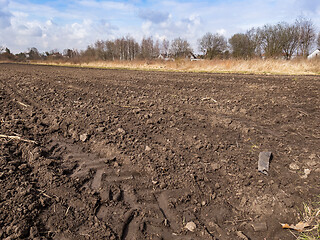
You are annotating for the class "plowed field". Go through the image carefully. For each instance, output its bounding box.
[0,63,319,240]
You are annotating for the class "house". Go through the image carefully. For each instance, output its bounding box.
[185,52,200,61]
[307,49,320,60]
[158,53,174,61]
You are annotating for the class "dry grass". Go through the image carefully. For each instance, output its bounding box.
[292,197,320,240]
[28,58,320,75]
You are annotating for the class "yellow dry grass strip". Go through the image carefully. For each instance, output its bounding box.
[26,58,320,75]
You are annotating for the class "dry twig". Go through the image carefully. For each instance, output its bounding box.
[0,134,37,144]
[0,119,26,123]
[65,206,70,216]
[16,101,30,107]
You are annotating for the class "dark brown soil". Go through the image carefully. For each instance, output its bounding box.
[0,63,319,240]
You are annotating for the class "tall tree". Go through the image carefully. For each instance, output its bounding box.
[0,47,15,60]
[126,36,138,60]
[82,45,96,61]
[295,17,316,57]
[170,37,192,58]
[140,37,154,59]
[161,39,170,56]
[198,32,227,59]
[257,24,284,58]
[63,49,78,59]
[94,40,107,60]
[105,40,116,60]
[153,39,160,57]
[278,22,300,60]
[229,31,258,59]
[27,47,41,60]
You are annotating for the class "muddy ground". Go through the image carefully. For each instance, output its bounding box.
[0,63,319,240]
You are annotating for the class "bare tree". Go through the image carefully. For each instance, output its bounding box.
[15,52,27,62]
[229,30,258,59]
[105,40,116,60]
[257,24,286,58]
[82,45,96,61]
[140,37,154,59]
[153,39,160,57]
[113,37,130,60]
[170,37,192,58]
[317,33,320,49]
[161,39,170,56]
[198,32,227,59]
[94,40,107,60]
[63,49,78,58]
[295,17,316,57]
[27,47,42,60]
[278,22,300,60]
[126,36,139,60]
[0,47,15,60]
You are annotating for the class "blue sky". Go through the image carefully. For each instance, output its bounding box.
[1,0,320,53]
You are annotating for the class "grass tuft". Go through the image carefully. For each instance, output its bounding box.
[297,196,320,240]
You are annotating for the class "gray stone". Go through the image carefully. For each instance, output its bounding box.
[251,222,268,232]
[258,152,272,175]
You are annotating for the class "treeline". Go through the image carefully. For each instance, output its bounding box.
[199,17,319,60]
[1,17,320,62]
[0,36,191,62]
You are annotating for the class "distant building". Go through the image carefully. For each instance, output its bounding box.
[158,54,174,61]
[185,52,202,61]
[307,49,320,60]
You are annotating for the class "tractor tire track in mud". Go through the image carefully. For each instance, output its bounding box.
[0,63,319,239]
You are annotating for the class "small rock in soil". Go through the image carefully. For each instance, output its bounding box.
[309,153,316,159]
[251,222,268,232]
[289,163,300,170]
[159,182,167,189]
[306,159,317,167]
[145,146,151,151]
[211,163,221,171]
[80,133,89,142]
[301,169,311,179]
[117,128,126,134]
[258,152,272,175]
[185,221,196,232]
